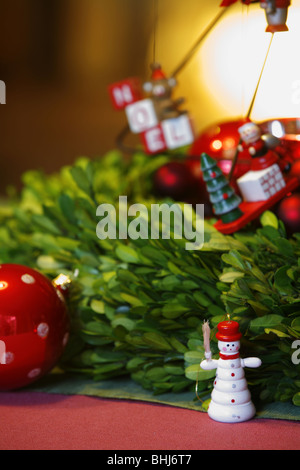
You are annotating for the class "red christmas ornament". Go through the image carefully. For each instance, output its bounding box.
[0,264,70,390]
[153,161,199,201]
[290,159,300,180]
[187,119,252,184]
[276,192,300,234]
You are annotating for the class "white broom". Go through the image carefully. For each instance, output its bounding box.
[202,320,212,361]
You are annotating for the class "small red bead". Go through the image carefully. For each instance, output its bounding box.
[231,399,235,403]
[223,193,229,200]
[210,171,216,178]
[231,373,235,377]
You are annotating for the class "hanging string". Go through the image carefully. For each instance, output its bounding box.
[171,8,227,78]
[246,33,274,120]
[228,33,274,182]
[152,0,159,64]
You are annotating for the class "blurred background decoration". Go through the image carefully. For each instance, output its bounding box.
[0,0,299,193]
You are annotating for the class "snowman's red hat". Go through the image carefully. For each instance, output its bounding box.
[216,320,242,342]
[150,63,167,81]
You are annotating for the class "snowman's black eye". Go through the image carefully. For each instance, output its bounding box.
[227,344,229,347]
[232,344,235,347]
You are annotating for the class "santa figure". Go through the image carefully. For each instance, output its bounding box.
[237,120,280,170]
[201,319,261,423]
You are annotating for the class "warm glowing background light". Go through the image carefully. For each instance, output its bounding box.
[152,0,300,131]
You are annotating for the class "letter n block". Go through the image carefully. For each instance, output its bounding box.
[125,99,158,134]
[140,124,167,154]
[108,77,142,110]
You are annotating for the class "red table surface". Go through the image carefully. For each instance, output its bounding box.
[0,391,299,450]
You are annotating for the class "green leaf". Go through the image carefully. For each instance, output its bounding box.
[111,317,136,331]
[265,328,290,338]
[90,299,105,314]
[184,350,204,364]
[115,244,140,264]
[162,303,189,319]
[160,275,181,291]
[70,166,92,195]
[250,314,284,333]
[221,250,246,270]
[219,271,244,283]
[185,364,215,381]
[31,214,61,235]
[260,211,279,229]
[291,317,300,332]
[292,392,300,406]
[59,193,77,224]
[119,293,143,307]
[274,266,295,295]
[143,332,172,351]
[193,291,211,307]
[274,238,294,258]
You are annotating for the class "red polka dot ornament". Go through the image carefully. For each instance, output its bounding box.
[200,318,261,423]
[0,264,70,390]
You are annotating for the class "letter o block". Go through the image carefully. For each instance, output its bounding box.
[125,99,158,134]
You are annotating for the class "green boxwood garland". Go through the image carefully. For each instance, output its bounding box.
[0,150,299,406]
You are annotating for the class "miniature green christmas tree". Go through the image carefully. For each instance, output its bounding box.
[201,153,243,224]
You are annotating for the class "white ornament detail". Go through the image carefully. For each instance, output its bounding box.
[4,351,14,364]
[37,322,49,339]
[21,274,36,284]
[62,332,69,347]
[0,340,6,364]
[27,368,41,378]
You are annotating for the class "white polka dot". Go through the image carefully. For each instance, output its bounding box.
[21,274,35,284]
[4,352,14,364]
[27,368,41,378]
[37,322,49,338]
[62,332,69,347]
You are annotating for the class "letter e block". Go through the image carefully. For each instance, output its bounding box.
[108,77,142,110]
[125,99,158,134]
[162,115,194,150]
[140,125,167,154]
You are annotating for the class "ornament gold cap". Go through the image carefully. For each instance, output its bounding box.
[52,274,72,290]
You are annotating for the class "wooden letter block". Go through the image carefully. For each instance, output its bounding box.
[125,99,158,134]
[162,115,194,150]
[140,125,167,154]
[108,77,142,110]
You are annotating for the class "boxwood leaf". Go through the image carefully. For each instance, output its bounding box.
[185,364,215,381]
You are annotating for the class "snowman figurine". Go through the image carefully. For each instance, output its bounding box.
[200,320,261,423]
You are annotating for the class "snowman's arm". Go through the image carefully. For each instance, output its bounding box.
[200,359,219,370]
[241,357,262,368]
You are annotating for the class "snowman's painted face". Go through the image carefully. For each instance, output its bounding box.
[218,340,240,354]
